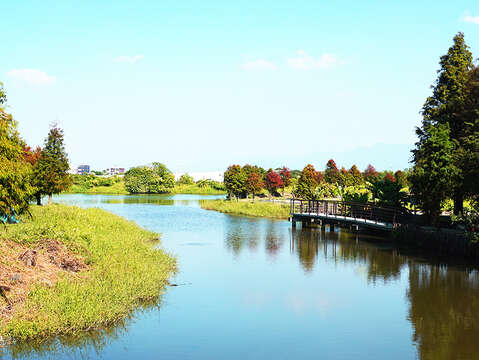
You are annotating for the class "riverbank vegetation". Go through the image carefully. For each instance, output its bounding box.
[66,173,226,195]
[0,204,176,340]
[200,199,289,219]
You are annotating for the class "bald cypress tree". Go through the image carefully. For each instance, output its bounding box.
[36,125,72,204]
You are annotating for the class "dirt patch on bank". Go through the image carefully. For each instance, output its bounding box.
[0,239,87,324]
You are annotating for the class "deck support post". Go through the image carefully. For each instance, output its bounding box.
[330,224,335,232]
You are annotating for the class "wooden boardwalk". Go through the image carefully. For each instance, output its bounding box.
[289,199,406,231]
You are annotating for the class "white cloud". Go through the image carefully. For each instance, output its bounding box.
[464,14,479,24]
[287,51,339,70]
[241,58,278,70]
[114,55,145,64]
[7,68,56,85]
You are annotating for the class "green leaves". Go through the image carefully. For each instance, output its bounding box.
[124,163,175,194]
[0,109,35,219]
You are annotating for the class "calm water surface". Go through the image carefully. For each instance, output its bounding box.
[3,194,479,360]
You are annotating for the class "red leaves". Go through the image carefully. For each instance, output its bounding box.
[23,145,42,165]
[265,169,284,193]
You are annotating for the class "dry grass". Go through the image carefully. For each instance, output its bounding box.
[0,239,87,325]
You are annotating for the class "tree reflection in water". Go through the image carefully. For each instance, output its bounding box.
[407,262,479,360]
[290,227,479,359]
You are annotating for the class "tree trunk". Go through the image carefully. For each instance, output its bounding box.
[48,193,52,205]
[453,191,464,216]
[36,193,42,206]
[252,192,255,201]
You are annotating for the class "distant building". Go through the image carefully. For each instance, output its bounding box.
[76,165,90,175]
[106,167,125,176]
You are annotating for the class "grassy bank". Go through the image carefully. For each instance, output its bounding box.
[200,199,290,219]
[0,205,176,341]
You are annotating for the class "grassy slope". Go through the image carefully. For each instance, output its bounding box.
[200,199,290,219]
[0,205,176,340]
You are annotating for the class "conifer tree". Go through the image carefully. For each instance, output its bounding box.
[36,125,72,204]
[324,159,340,184]
[416,32,474,215]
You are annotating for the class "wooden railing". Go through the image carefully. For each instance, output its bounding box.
[290,199,407,226]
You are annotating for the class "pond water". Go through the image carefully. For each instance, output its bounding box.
[3,194,479,360]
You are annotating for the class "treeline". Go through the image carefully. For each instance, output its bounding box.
[223,161,407,207]
[123,164,224,194]
[1,82,71,222]
[224,165,292,200]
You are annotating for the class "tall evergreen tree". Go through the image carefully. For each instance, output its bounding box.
[36,125,72,204]
[410,124,459,223]
[417,32,474,215]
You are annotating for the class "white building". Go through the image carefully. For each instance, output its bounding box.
[106,167,125,176]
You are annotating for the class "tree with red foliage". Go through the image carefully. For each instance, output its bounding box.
[384,173,396,182]
[24,145,43,205]
[279,166,291,196]
[314,171,324,184]
[324,159,340,184]
[24,145,42,165]
[363,164,379,183]
[264,169,284,197]
[246,171,263,200]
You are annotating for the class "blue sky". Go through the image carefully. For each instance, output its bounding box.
[2,0,479,172]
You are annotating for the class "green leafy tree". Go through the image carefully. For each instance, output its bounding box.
[124,163,174,194]
[151,162,175,192]
[177,173,194,185]
[0,109,35,220]
[369,173,407,208]
[419,32,474,215]
[35,125,72,205]
[349,165,363,186]
[124,166,156,193]
[294,164,320,199]
[224,165,247,200]
[410,124,459,223]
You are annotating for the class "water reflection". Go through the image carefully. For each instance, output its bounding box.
[407,263,479,360]
[6,194,479,360]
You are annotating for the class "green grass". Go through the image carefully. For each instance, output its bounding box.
[66,181,129,195]
[200,199,290,219]
[172,184,226,195]
[0,205,176,340]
